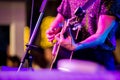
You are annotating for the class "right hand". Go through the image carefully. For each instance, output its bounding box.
[46,27,61,42]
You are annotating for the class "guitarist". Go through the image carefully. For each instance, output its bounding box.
[46,0,120,70]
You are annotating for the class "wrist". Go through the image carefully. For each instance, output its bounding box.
[74,43,83,51]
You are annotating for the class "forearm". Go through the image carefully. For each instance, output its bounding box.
[75,34,102,51]
[75,15,116,51]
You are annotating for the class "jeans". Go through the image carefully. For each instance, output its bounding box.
[52,47,116,70]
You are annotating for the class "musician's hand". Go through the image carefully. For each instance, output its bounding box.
[55,33,77,51]
[46,27,61,42]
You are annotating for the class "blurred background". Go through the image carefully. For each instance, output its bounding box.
[0,0,120,71]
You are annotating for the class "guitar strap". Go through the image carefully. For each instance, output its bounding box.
[82,0,96,10]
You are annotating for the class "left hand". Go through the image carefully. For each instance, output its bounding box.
[55,33,77,51]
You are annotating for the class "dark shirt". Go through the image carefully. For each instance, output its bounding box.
[57,0,120,51]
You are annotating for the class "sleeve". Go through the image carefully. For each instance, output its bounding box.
[57,0,71,19]
[100,0,120,19]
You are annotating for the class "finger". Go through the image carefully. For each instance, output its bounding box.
[47,35,55,42]
[48,38,54,42]
[46,34,55,39]
[55,33,60,41]
[55,33,60,38]
[46,29,54,35]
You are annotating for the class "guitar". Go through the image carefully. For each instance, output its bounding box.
[49,6,89,69]
[50,16,83,69]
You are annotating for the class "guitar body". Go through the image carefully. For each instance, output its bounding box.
[51,21,84,68]
[51,16,90,69]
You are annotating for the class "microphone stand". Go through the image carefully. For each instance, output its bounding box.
[17,0,48,72]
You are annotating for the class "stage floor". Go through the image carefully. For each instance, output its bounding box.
[0,66,120,80]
